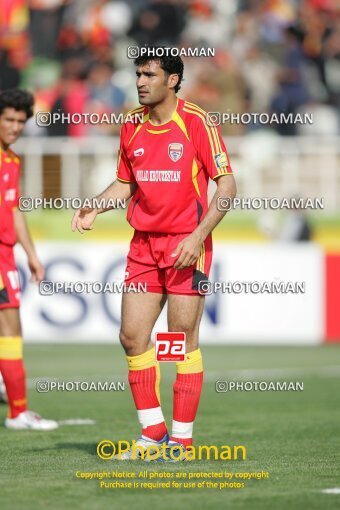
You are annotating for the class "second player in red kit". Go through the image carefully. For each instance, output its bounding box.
[0,147,21,308]
[0,89,58,430]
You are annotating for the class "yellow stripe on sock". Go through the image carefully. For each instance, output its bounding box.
[0,336,23,360]
[126,347,156,370]
[176,348,203,374]
[155,361,161,403]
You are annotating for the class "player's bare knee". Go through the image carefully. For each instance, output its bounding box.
[0,310,22,337]
[119,329,132,350]
[119,329,145,355]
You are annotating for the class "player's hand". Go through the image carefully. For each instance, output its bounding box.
[28,256,45,283]
[171,232,203,270]
[71,208,98,234]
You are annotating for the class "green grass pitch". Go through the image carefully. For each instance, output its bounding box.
[1,345,340,510]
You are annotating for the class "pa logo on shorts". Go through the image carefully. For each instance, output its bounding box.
[168,143,183,162]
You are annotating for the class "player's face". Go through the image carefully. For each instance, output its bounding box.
[0,108,27,148]
[136,61,178,106]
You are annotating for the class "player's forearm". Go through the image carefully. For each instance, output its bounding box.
[193,174,237,242]
[94,179,137,214]
[14,210,37,259]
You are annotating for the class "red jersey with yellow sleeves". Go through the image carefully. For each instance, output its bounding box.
[0,147,20,246]
[116,98,232,234]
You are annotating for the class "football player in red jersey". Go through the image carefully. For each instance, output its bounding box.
[0,89,58,430]
[72,50,236,459]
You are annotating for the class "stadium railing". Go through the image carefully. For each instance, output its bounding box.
[13,136,340,210]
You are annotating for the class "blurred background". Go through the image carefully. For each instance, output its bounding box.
[1,0,339,343]
[2,6,339,506]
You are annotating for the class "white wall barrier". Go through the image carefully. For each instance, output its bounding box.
[15,242,324,344]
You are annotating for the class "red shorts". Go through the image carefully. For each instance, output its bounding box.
[125,231,212,295]
[0,243,20,309]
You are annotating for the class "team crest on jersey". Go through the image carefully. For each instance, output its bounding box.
[168,143,183,162]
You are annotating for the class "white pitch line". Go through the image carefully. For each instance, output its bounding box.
[321,488,340,494]
[58,419,96,426]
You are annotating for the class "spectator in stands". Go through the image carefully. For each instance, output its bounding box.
[271,26,310,135]
[279,198,313,242]
[128,0,187,45]
[2,0,339,137]
[0,50,20,90]
[28,0,68,59]
[87,62,125,111]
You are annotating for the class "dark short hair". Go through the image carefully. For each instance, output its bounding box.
[0,89,34,119]
[134,48,184,93]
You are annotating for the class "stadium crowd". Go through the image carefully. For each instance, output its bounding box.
[0,0,339,136]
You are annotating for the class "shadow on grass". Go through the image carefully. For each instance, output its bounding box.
[25,442,98,456]
[25,441,142,459]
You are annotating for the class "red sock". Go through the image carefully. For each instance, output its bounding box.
[170,349,203,447]
[0,336,27,418]
[127,348,167,441]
